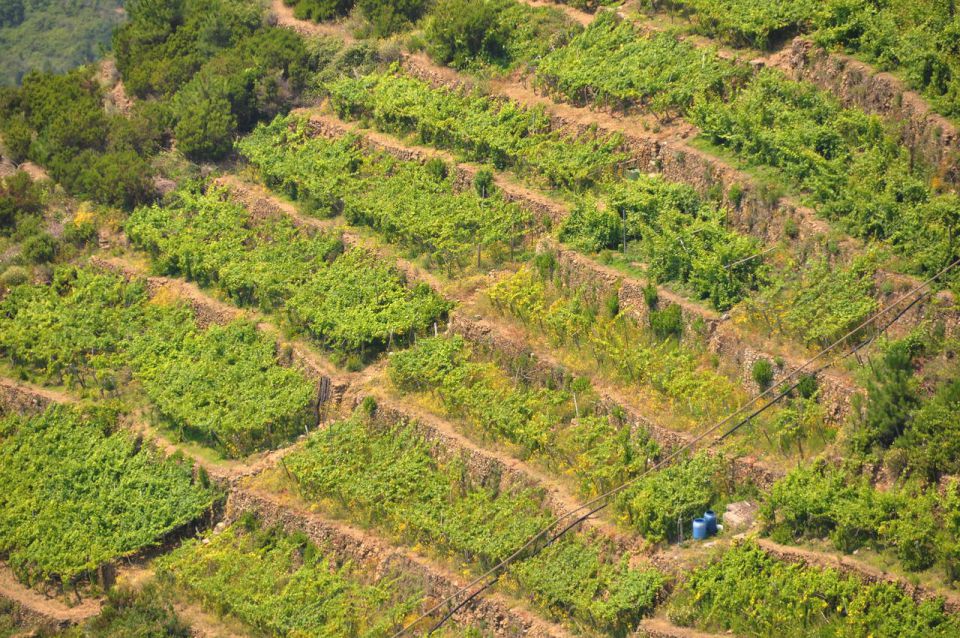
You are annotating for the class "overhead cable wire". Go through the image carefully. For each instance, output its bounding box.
[394,255,960,637]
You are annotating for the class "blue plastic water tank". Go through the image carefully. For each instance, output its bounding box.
[704,510,718,536]
[692,518,708,540]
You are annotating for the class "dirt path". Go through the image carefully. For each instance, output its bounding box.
[0,564,101,626]
[519,0,594,26]
[638,616,732,638]
[357,383,637,547]
[757,538,960,614]
[230,487,577,638]
[0,377,76,413]
[269,0,356,44]
[173,600,251,638]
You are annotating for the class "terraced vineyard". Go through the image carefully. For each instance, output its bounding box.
[1,0,959,636]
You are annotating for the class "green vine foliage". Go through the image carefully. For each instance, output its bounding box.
[516,7,960,280]
[387,335,740,543]
[158,517,482,637]
[535,12,748,115]
[327,68,627,192]
[762,464,960,580]
[129,318,316,458]
[615,452,731,543]
[126,184,450,357]
[0,267,317,458]
[651,0,960,121]
[0,405,220,586]
[668,541,960,637]
[239,116,532,272]
[486,265,743,422]
[560,174,767,310]
[283,415,664,633]
[388,334,662,497]
[653,0,823,49]
[424,0,580,71]
[692,70,960,278]
[742,252,880,347]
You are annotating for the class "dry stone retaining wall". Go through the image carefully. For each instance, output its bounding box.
[780,38,960,187]
[757,538,960,615]
[225,488,572,638]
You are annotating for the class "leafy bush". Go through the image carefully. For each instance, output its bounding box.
[284,415,664,633]
[113,0,263,98]
[0,171,43,232]
[654,0,821,49]
[650,303,683,340]
[895,378,960,481]
[74,584,192,638]
[173,89,237,161]
[284,0,353,22]
[20,232,56,264]
[0,405,220,585]
[424,0,579,70]
[615,452,729,542]
[425,0,511,68]
[359,0,430,36]
[850,342,920,454]
[0,69,157,208]
[762,463,960,579]
[158,519,443,636]
[751,358,774,389]
[328,69,627,192]
[669,541,960,637]
[535,12,747,114]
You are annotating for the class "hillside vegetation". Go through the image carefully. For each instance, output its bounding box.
[0,0,125,86]
[1,0,959,636]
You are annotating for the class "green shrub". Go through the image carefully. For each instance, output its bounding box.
[358,0,430,36]
[751,358,774,390]
[669,541,960,637]
[795,374,817,399]
[650,303,683,340]
[615,452,728,542]
[0,171,42,232]
[173,87,238,161]
[0,266,28,289]
[850,343,919,454]
[21,231,55,264]
[762,465,960,580]
[425,0,510,68]
[285,0,353,22]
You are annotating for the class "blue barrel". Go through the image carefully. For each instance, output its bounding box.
[704,510,718,536]
[692,518,708,540]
